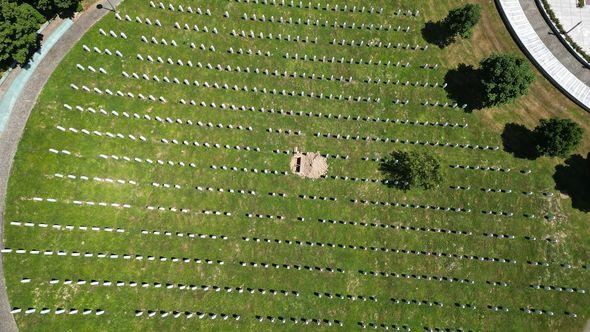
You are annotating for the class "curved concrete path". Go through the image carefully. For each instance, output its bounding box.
[496,0,590,112]
[0,2,120,330]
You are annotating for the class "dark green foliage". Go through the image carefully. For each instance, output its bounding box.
[18,0,79,17]
[480,54,535,107]
[444,3,482,40]
[380,151,443,190]
[422,4,481,48]
[534,118,584,157]
[0,0,44,65]
[554,153,590,212]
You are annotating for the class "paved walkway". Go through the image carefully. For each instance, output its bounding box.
[547,0,590,55]
[0,2,120,331]
[0,19,73,133]
[497,0,590,111]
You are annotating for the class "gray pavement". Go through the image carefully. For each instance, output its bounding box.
[519,0,590,83]
[497,0,590,111]
[547,0,590,55]
[0,2,121,331]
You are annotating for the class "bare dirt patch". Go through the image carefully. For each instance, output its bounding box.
[290,149,328,179]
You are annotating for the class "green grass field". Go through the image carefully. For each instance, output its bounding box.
[3,0,590,331]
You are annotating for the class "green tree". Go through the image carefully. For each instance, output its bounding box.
[444,3,482,40]
[480,54,535,107]
[380,151,443,190]
[534,118,583,157]
[17,0,79,17]
[0,0,44,65]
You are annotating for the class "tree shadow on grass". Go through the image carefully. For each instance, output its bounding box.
[378,159,408,191]
[554,154,590,212]
[421,20,453,48]
[444,63,484,111]
[501,123,540,159]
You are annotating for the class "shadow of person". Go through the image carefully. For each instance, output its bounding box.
[501,123,540,159]
[421,20,453,48]
[444,63,484,111]
[554,153,590,212]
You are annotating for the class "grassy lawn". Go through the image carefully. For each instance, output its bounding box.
[2,0,589,331]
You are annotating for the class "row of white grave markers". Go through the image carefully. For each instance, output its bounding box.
[63,100,467,142]
[9,246,583,287]
[140,229,228,241]
[69,83,167,103]
[239,260,345,273]
[189,42,217,52]
[160,139,262,154]
[351,197,471,213]
[230,29,318,43]
[261,232,517,266]
[423,325,473,332]
[1,248,225,265]
[313,291,377,302]
[324,173,381,184]
[136,310,239,320]
[266,127,301,136]
[150,1,212,15]
[127,48,432,96]
[329,38,425,49]
[146,204,232,217]
[358,321,411,331]
[196,186,257,196]
[76,64,107,74]
[390,297,444,307]
[297,194,337,201]
[10,221,125,233]
[237,234,526,269]
[98,28,128,39]
[59,123,254,148]
[139,35,179,46]
[316,215,551,243]
[421,99,467,109]
[285,51,413,68]
[241,13,400,33]
[56,125,147,142]
[229,0,386,16]
[53,172,137,185]
[81,44,123,57]
[359,268,475,285]
[130,55,381,103]
[244,212,285,220]
[313,131,500,151]
[48,277,301,296]
[10,307,104,315]
[115,12,161,27]
[227,46,271,56]
[48,148,75,155]
[255,314,343,326]
[127,62,357,88]
[365,77,447,89]
[530,284,585,293]
[174,22,219,34]
[29,196,131,208]
[316,217,472,237]
[211,164,289,176]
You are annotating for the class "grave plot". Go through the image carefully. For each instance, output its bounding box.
[2,0,589,331]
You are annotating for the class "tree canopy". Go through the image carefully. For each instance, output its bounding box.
[534,118,584,157]
[0,0,44,65]
[17,0,79,17]
[445,3,482,40]
[480,54,535,107]
[380,151,443,190]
